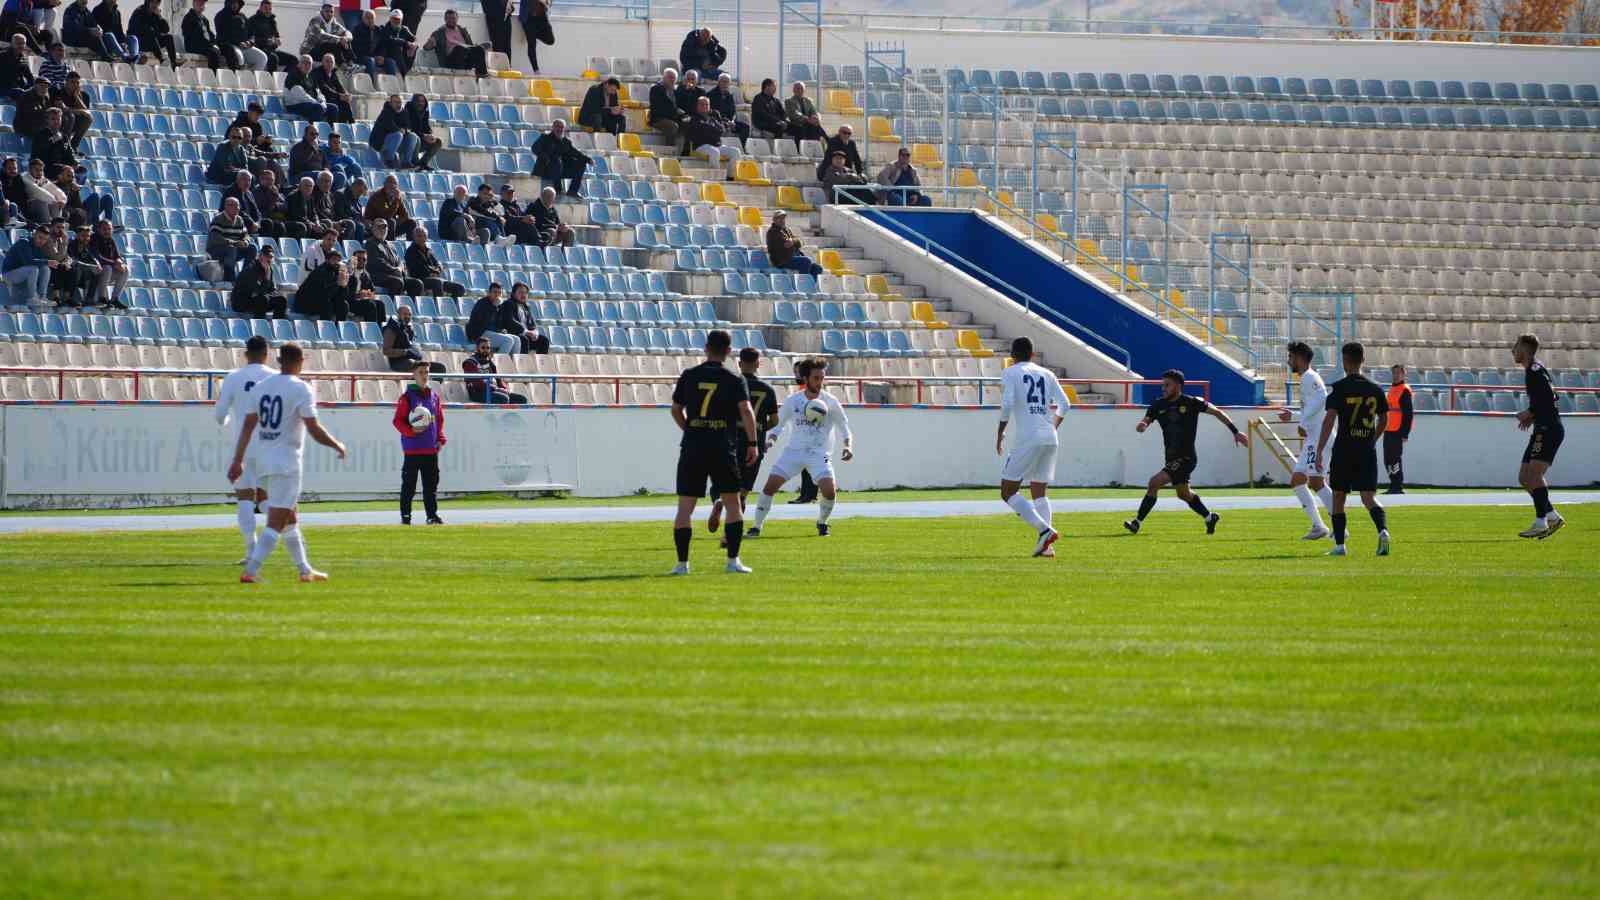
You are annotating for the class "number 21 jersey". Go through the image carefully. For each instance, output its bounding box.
[251,373,319,476]
[1000,362,1071,448]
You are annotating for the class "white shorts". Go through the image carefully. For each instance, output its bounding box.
[770,445,834,483]
[232,457,259,493]
[260,471,303,510]
[1002,443,1058,484]
[1293,442,1325,476]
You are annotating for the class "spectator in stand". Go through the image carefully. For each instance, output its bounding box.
[30,107,78,179]
[516,0,552,72]
[334,0,360,32]
[876,146,932,206]
[181,0,228,69]
[529,186,573,248]
[313,170,355,237]
[350,7,395,79]
[20,156,64,221]
[229,243,288,317]
[368,93,415,168]
[311,51,354,122]
[422,8,486,77]
[127,0,178,68]
[364,173,415,238]
[0,157,27,224]
[252,166,302,237]
[375,7,416,75]
[87,217,128,307]
[58,222,90,306]
[821,150,872,205]
[92,0,139,61]
[463,335,526,404]
[497,183,538,245]
[13,77,53,137]
[284,54,338,122]
[247,0,295,70]
[288,123,324,182]
[708,73,748,145]
[344,248,383,322]
[299,0,349,63]
[404,92,440,169]
[298,226,339,281]
[765,209,820,276]
[366,219,422,295]
[56,163,111,226]
[750,77,786,143]
[394,359,445,525]
[214,0,266,69]
[438,183,477,244]
[294,246,361,321]
[673,67,703,118]
[405,226,463,297]
[646,67,685,148]
[497,281,549,354]
[45,218,83,306]
[226,99,264,144]
[1,225,51,305]
[577,76,624,136]
[479,0,509,55]
[1,0,48,54]
[207,195,255,280]
[65,0,135,60]
[683,95,738,177]
[464,281,519,355]
[243,120,289,185]
[817,124,862,181]
[37,41,71,89]
[0,34,32,98]
[467,182,513,246]
[784,81,826,144]
[323,131,362,188]
[530,118,587,198]
[56,70,91,149]
[383,305,443,372]
[285,175,326,235]
[334,175,367,240]
[677,26,724,80]
[223,168,276,236]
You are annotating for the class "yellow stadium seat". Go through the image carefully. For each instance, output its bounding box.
[734,159,772,186]
[817,249,854,275]
[616,83,646,109]
[581,69,599,79]
[957,330,993,357]
[953,167,979,188]
[700,182,734,208]
[996,190,1014,208]
[865,274,902,302]
[826,89,863,116]
[777,185,814,212]
[738,206,763,229]
[1037,212,1061,235]
[617,132,654,158]
[1170,289,1186,307]
[528,79,567,105]
[910,301,948,329]
[1061,384,1079,403]
[867,116,900,145]
[1076,237,1100,259]
[658,157,690,182]
[495,70,525,79]
[911,143,942,170]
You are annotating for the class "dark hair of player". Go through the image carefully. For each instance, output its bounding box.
[1516,332,1539,353]
[738,346,760,364]
[704,329,732,357]
[244,335,269,357]
[1161,368,1184,384]
[1341,341,1365,366]
[1285,341,1313,364]
[278,342,305,366]
[797,357,828,380]
[1010,336,1033,362]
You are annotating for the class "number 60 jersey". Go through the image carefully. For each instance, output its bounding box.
[1000,360,1072,448]
[249,373,319,476]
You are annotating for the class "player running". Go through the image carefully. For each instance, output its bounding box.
[213,335,275,563]
[747,357,853,538]
[1513,333,1566,539]
[670,329,759,575]
[1314,341,1391,557]
[1278,341,1334,540]
[1123,369,1247,535]
[708,347,779,546]
[228,343,348,583]
[996,337,1071,557]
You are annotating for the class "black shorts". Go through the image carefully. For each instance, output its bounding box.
[1522,422,1564,465]
[1162,455,1197,485]
[678,444,740,498]
[704,449,763,497]
[1329,443,1380,493]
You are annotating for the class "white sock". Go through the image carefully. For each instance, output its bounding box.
[748,490,774,525]
[1006,493,1049,532]
[236,500,257,553]
[1317,485,1334,511]
[1033,496,1051,528]
[1293,484,1325,528]
[818,497,835,524]
[245,527,279,575]
[282,526,310,572]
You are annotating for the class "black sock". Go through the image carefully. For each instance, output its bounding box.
[1369,504,1387,532]
[1136,494,1157,520]
[724,520,743,559]
[1531,487,1552,518]
[1332,513,1347,545]
[1186,495,1211,518]
[673,526,692,563]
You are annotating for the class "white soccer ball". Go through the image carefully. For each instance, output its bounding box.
[804,398,828,424]
[408,405,434,431]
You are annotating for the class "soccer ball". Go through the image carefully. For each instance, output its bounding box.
[804,398,828,423]
[408,405,434,431]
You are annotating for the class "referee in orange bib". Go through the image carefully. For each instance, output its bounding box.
[1383,364,1414,495]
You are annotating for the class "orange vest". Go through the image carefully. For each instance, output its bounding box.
[1386,384,1412,432]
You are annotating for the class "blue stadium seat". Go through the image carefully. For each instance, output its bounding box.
[1153,73,1181,97]
[1049,71,1073,93]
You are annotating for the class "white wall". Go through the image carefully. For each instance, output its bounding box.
[3,402,1592,507]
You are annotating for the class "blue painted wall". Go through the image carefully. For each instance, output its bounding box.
[861,208,1263,406]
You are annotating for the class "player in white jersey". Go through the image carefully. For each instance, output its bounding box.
[213,335,277,563]
[1278,341,1336,540]
[996,337,1072,557]
[746,357,853,537]
[227,343,348,583]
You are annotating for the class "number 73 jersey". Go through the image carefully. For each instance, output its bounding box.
[1000,361,1072,448]
[1325,373,1389,447]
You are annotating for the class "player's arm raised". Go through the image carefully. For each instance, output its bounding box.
[304,417,348,460]
[738,399,758,466]
[1205,400,1248,447]
[832,394,854,461]
[226,412,257,482]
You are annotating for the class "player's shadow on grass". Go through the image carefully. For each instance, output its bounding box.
[109,581,216,587]
[531,574,660,584]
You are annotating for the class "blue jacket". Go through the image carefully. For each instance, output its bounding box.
[323,146,362,183]
[2,238,45,273]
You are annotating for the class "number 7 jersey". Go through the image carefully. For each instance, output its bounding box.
[1000,361,1071,448]
[250,373,319,476]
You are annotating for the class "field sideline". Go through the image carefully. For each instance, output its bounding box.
[1,504,1597,897]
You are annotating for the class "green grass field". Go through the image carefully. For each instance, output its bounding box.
[2,504,1597,898]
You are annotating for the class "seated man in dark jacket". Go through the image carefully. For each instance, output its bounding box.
[364,219,423,294]
[673,69,704,118]
[13,78,54,137]
[350,7,396,79]
[375,8,417,75]
[462,334,527,404]
[248,0,298,70]
[528,186,573,248]
[229,244,288,317]
[30,107,78,179]
[252,167,303,237]
[180,0,227,70]
[207,126,252,185]
[677,27,725,79]
[293,246,356,321]
[214,0,267,69]
[343,248,383,323]
[529,119,588,198]
[646,68,685,147]
[421,9,486,78]
[750,78,786,141]
[816,124,863,182]
[381,304,442,372]
[403,227,463,297]
[0,34,34,98]
[707,73,748,144]
[495,281,549,354]
[576,76,624,136]
[497,183,539,245]
[309,52,354,123]
[463,281,519,355]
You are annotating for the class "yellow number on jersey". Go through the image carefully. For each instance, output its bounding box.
[697,382,718,417]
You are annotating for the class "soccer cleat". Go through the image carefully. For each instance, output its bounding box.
[669,562,690,576]
[1039,546,1056,558]
[786,495,812,505]
[1302,526,1330,541]
[708,499,723,532]
[817,523,830,537]
[1205,513,1221,535]
[725,558,753,574]
[1376,530,1390,556]
[299,569,329,582]
[1384,487,1405,495]
[235,556,250,565]
[1518,518,1549,539]
[1539,512,1565,539]
[1032,528,1058,557]
[426,516,444,525]
[239,572,264,583]
[1122,518,1141,535]
[1326,545,1348,557]
[744,526,761,538]
[401,516,411,525]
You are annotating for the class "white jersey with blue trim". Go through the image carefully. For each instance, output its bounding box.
[1000,361,1071,448]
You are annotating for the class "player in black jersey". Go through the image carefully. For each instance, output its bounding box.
[1314,342,1391,557]
[1514,333,1566,539]
[1123,369,1247,535]
[670,329,759,575]
[708,347,780,544]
